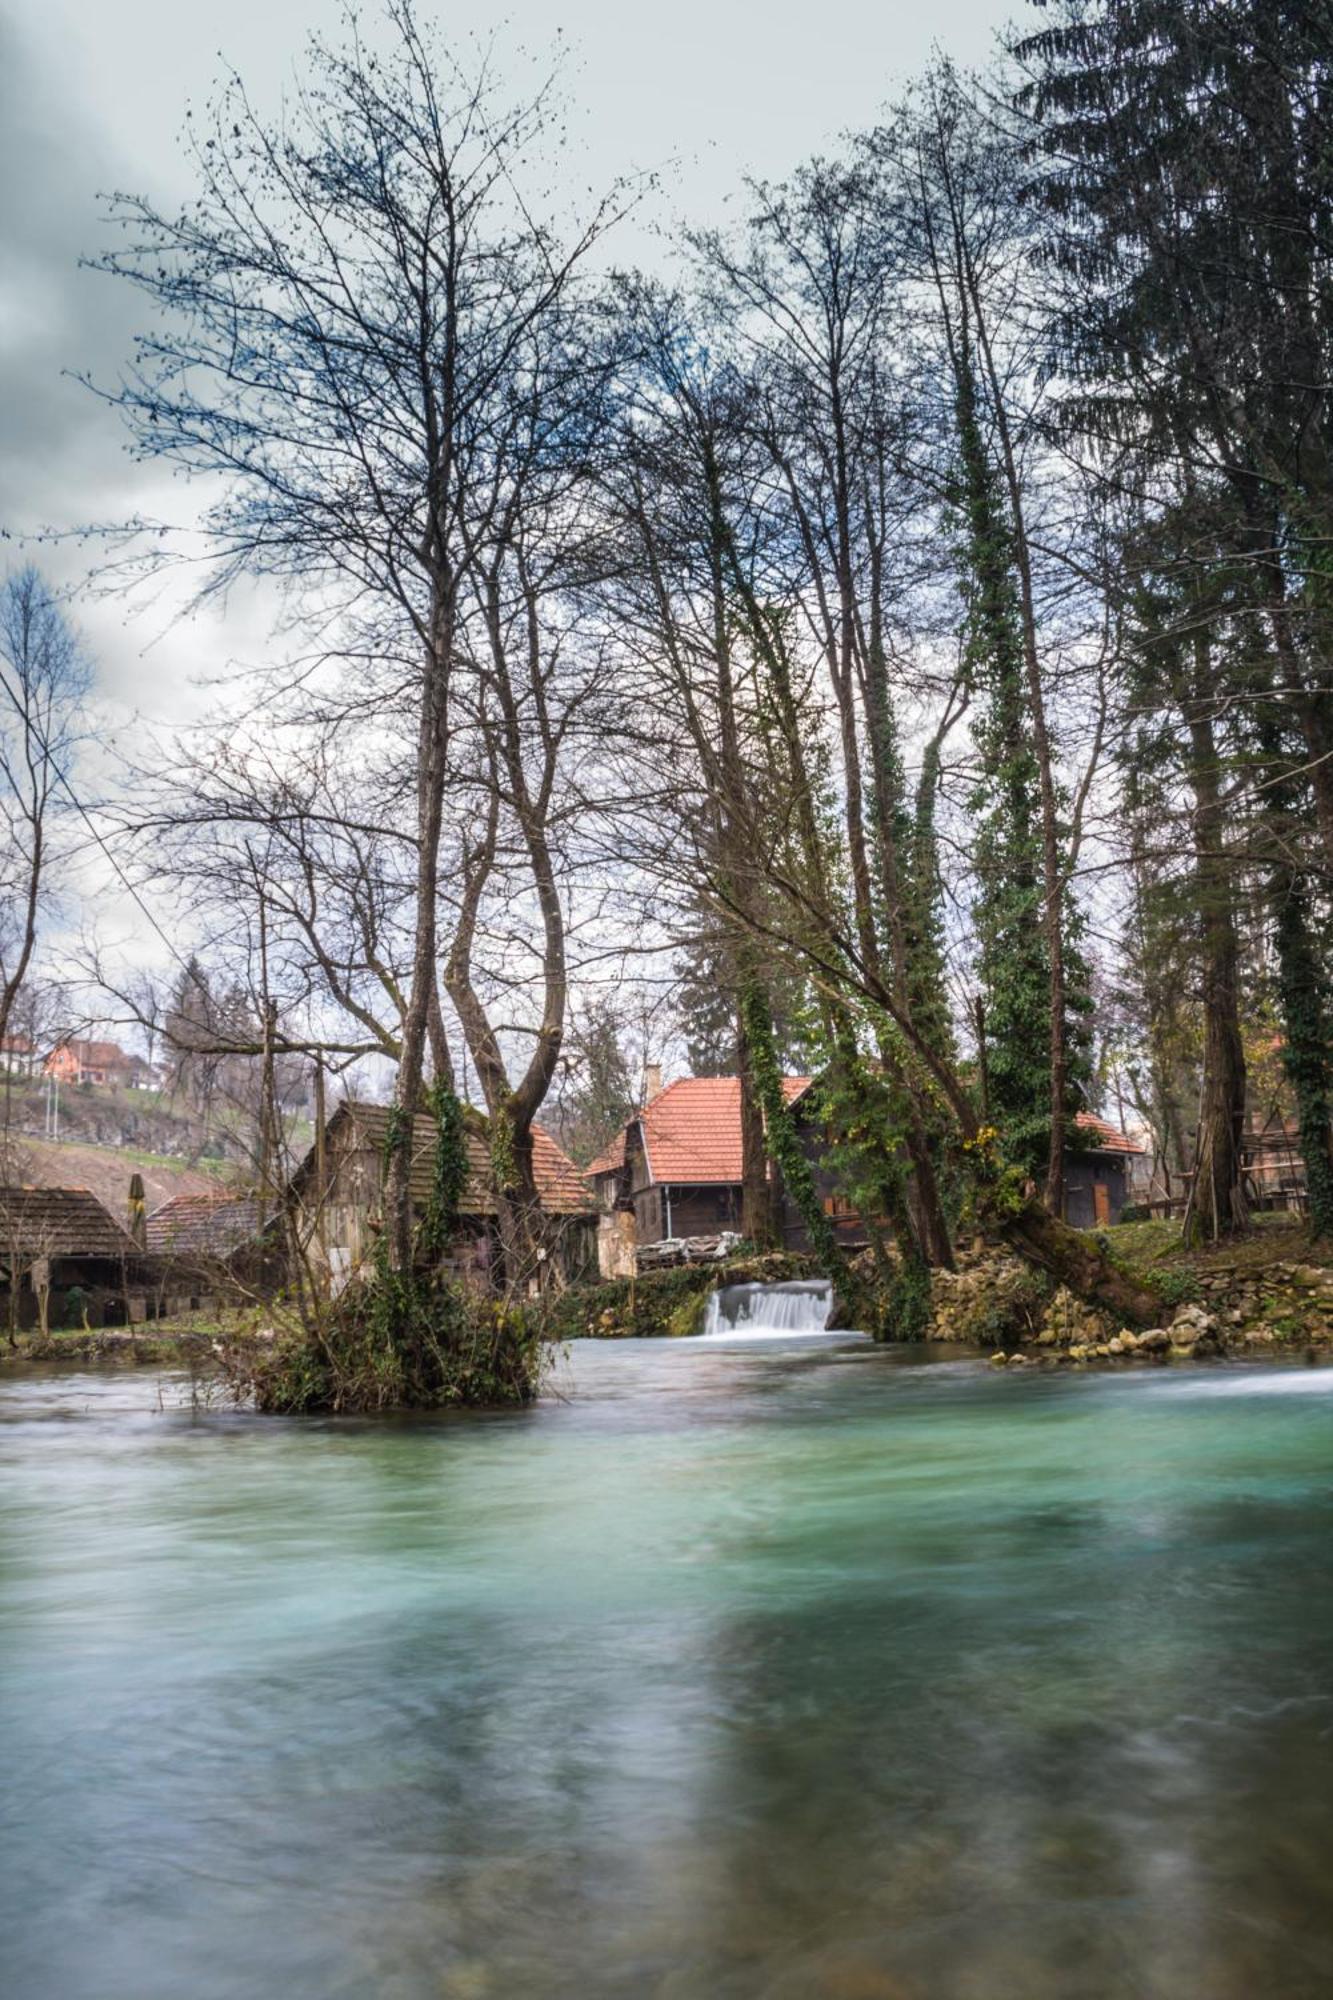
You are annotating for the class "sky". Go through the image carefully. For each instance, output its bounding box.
[0,0,1017,1009]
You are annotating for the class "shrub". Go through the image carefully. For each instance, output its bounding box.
[1147,1268,1202,1310]
[227,1274,546,1414]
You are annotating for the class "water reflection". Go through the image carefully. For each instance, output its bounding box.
[3,1350,1333,1997]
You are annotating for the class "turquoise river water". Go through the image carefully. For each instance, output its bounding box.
[3,1339,1333,1999]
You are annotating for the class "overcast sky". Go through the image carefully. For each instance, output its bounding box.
[1,0,1018,721]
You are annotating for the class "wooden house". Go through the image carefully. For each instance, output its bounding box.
[287,1100,596,1291]
[588,1079,1149,1271]
[0,1186,161,1329]
[44,1038,135,1088]
[585,1075,813,1272]
[1061,1113,1146,1228]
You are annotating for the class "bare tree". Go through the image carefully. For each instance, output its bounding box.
[0,567,90,1064]
[92,0,630,1275]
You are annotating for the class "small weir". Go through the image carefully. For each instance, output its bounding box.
[698,1277,846,1341]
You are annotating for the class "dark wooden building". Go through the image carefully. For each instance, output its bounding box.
[588,1082,1148,1271]
[287,1100,596,1292]
[1059,1114,1146,1228]
[0,1186,160,1329]
[586,1075,814,1272]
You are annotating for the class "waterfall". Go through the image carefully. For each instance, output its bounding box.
[698,1278,836,1340]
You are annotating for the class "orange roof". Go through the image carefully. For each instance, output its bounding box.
[55,1039,132,1067]
[636,1075,811,1186]
[1074,1111,1144,1156]
[530,1126,595,1213]
[584,1130,627,1178]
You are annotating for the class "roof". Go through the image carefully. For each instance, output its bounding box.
[584,1130,626,1178]
[0,1186,139,1258]
[146,1192,264,1257]
[635,1075,811,1187]
[296,1101,593,1216]
[54,1039,132,1066]
[1073,1112,1145,1156]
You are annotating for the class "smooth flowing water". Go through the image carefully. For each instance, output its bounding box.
[699,1276,836,1339]
[4,1345,1333,2000]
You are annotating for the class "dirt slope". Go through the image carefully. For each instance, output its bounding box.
[3,1138,233,1216]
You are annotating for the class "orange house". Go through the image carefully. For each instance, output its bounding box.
[44,1039,134,1087]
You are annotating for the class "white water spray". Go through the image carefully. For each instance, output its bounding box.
[698,1278,843,1341]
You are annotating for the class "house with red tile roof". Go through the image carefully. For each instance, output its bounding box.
[44,1038,135,1087]
[587,1084,1149,1270]
[587,1075,814,1270]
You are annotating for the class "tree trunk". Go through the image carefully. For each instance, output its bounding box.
[737,1009,775,1248]
[388,626,451,1271]
[1001,1202,1162,1326]
[494,1118,545,1299]
[1181,646,1248,1246]
[1273,873,1333,1239]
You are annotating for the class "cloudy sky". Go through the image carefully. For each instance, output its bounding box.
[1,0,1017,722]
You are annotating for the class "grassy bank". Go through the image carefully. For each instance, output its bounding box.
[4,1310,235,1366]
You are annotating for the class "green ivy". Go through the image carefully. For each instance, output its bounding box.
[739,976,845,1276]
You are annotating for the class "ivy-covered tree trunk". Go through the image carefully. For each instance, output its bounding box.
[1181,656,1249,1246]
[1000,1201,1163,1327]
[946,318,1090,1208]
[737,1007,777,1248]
[490,1104,546,1298]
[1273,874,1333,1238]
[740,979,843,1273]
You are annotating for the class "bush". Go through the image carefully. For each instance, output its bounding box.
[1147,1267,1202,1310]
[226,1274,546,1414]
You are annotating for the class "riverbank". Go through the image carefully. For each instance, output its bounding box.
[8,1216,1329,1374]
[930,1213,1333,1363]
[4,1312,240,1367]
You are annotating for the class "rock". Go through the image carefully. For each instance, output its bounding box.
[1108,1337,1125,1355]
[990,1351,1008,1367]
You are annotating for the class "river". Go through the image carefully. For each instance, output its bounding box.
[4,1340,1333,1998]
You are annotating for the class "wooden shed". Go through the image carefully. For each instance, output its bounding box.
[0,1186,161,1329]
[286,1100,596,1291]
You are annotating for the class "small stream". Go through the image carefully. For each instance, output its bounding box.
[4,1343,1333,1999]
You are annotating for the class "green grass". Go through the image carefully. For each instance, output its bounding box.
[1107,1210,1325,1274]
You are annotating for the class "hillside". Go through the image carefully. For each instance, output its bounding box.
[4,1137,234,1215]
[1,1074,311,1216]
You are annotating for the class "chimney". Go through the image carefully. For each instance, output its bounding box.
[642,1062,663,1106]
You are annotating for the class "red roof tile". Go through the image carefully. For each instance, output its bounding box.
[637,1076,811,1186]
[584,1130,626,1178]
[1074,1112,1144,1156]
[146,1192,263,1256]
